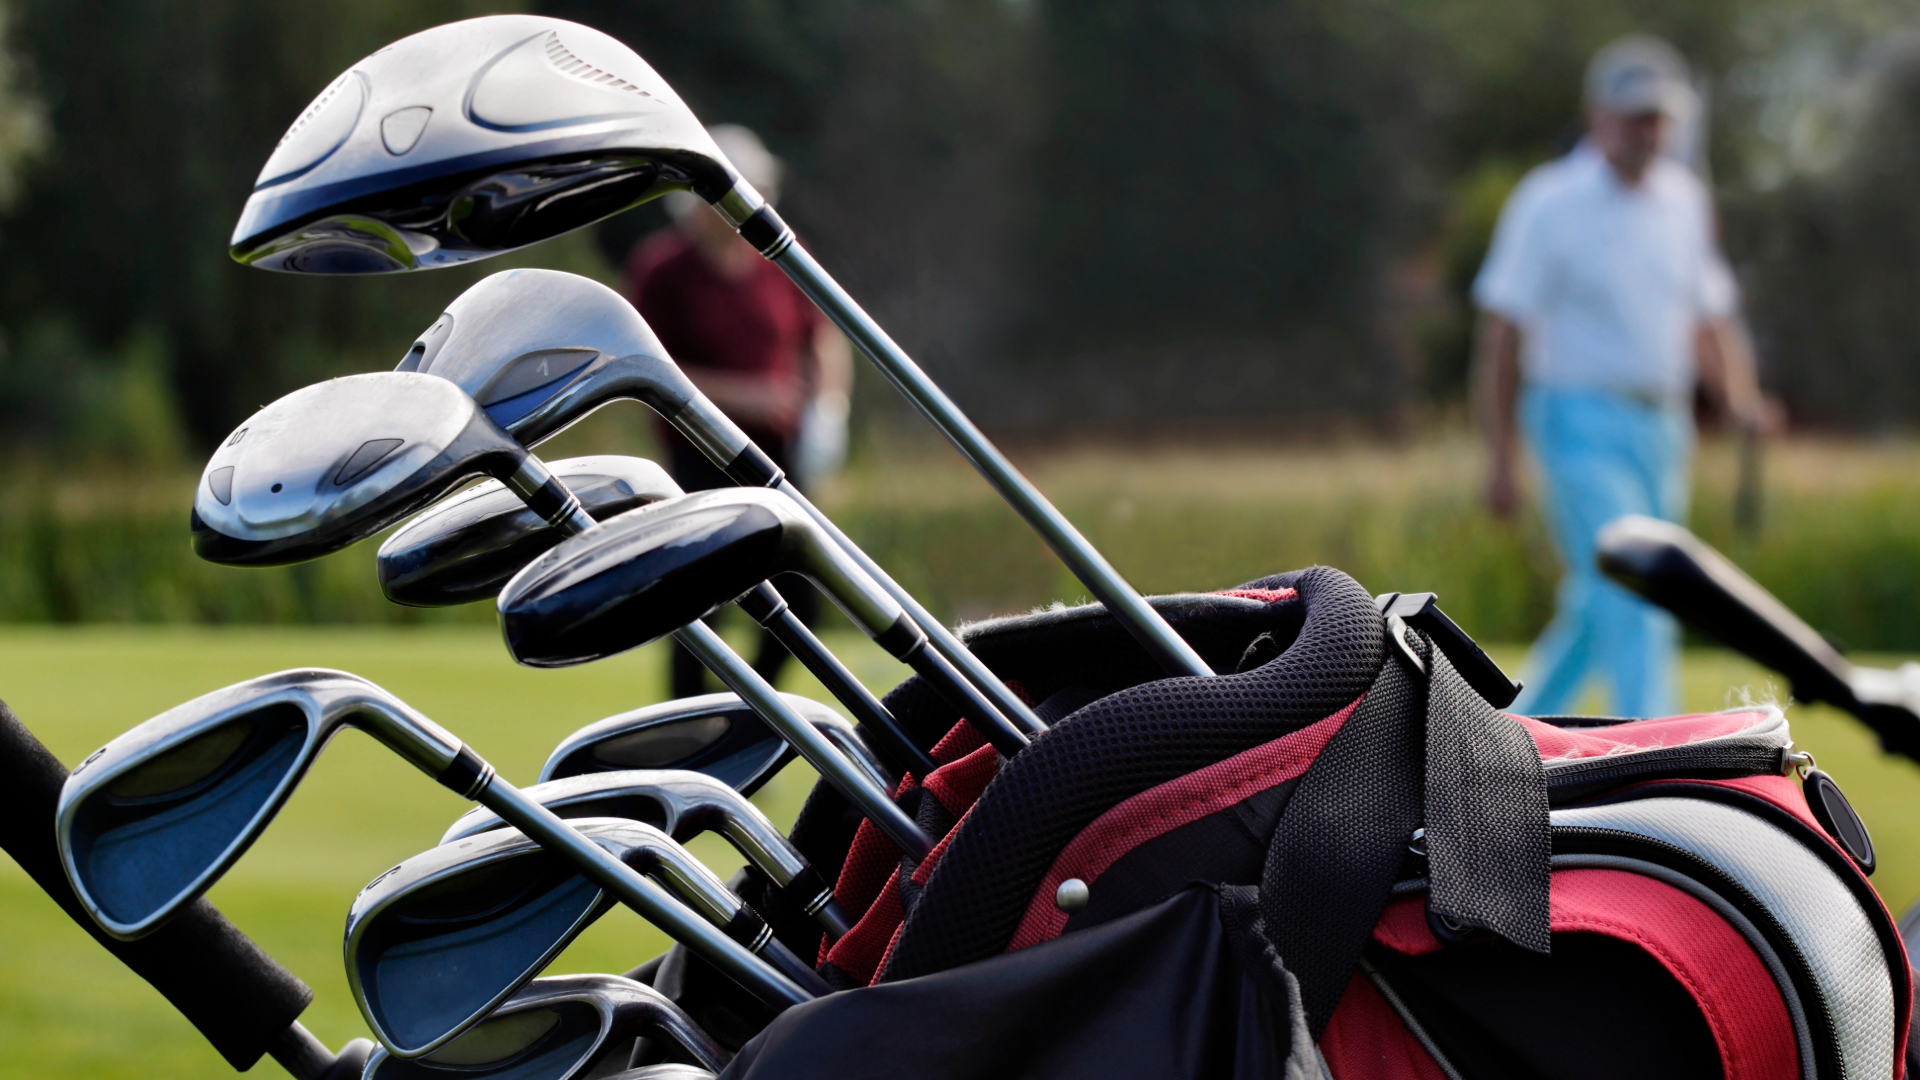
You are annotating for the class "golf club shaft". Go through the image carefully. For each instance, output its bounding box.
[736,582,938,776]
[767,241,1215,680]
[474,775,813,1009]
[776,480,1047,736]
[675,621,936,860]
[906,645,1028,756]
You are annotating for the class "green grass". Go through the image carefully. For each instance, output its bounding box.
[3,628,1920,1077]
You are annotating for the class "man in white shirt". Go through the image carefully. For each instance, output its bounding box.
[1474,35,1771,717]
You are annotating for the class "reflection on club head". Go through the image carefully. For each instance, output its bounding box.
[538,692,882,797]
[379,455,680,606]
[190,372,537,567]
[360,973,727,1079]
[57,670,465,939]
[230,16,735,274]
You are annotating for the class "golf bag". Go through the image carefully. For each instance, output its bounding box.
[659,567,1910,1079]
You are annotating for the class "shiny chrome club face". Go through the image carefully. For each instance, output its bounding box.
[191,371,587,567]
[398,269,780,483]
[56,670,472,939]
[539,692,889,797]
[231,16,737,273]
[378,454,678,607]
[346,818,823,1057]
[359,973,728,1080]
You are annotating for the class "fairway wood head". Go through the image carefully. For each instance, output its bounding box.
[537,692,884,797]
[230,16,735,274]
[191,372,577,567]
[360,973,728,1080]
[348,818,780,1057]
[498,489,909,668]
[398,271,771,479]
[57,670,467,939]
[379,455,679,606]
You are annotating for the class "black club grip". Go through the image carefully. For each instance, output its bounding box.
[0,700,313,1070]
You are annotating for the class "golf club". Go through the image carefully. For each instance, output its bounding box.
[360,973,728,1080]
[378,451,936,776]
[500,488,1028,757]
[186,371,913,832]
[348,818,827,1057]
[379,455,679,606]
[225,13,1210,680]
[55,670,814,1013]
[192,371,593,566]
[397,267,1038,742]
[540,692,889,797]
[1597,514,1920,760]
[439,768,853,938]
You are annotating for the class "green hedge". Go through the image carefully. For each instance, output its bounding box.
[8,446,1920,650]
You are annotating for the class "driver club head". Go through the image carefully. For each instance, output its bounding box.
[192,372,583,567]
[347,818,815,1057]
[498,489,913,670]
[57,670,469,939]
[539,692,888,797]
[359,973,728,1080]
[230,15,738,274]
[378,455,680,606]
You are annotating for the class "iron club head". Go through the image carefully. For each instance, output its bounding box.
[379,455,678,606]
[192,372,588,567]
[538,692,887,796]
[230,16,740,274]
[439,768,851,938]
[359,973,728,1080]
[56,670,477,939]
[347,819,823,1057]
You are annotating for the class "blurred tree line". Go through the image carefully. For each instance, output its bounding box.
[1,0,1919,463]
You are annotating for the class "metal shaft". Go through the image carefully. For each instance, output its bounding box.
[776,480,1049,735]
[905,645,1028,757]
[675,620,935,861]
[474,775,812,1010]
[739,582,938,776]
[769,243,1216,680]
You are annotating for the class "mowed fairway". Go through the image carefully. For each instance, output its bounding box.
[3,628,1919,1078]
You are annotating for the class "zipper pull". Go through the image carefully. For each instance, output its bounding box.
[1787,747,1877,874]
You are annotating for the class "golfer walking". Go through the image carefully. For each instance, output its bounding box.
[1475,36,1772,717]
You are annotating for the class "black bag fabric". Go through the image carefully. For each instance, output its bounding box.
[725,886,1321,1080]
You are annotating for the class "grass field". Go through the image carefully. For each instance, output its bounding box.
[3,626,1919,1077]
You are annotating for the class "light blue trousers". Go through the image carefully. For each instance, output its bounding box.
[1512,386,1693,718]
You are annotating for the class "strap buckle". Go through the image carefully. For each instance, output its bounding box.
[1376,592,1523,708]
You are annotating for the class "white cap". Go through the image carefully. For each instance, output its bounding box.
[1585,35,1695,118]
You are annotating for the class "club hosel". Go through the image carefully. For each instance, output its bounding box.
[720,903,774,955]
[736,581,789,626]
[710,179,796,261]
[505,456,593,536]
[875,611,928,662]
[434,745,495,800]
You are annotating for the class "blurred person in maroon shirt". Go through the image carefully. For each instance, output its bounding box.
[623,125,853,700]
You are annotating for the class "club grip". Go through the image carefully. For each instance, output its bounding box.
[0,700,313,1070]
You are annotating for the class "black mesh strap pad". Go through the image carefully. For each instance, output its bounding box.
[0,701,312,1070]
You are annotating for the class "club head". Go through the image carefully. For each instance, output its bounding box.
[191,372,562,567]
[538,692,887,797]
[360,973,728,1080]
[438,768,850,939]
[1595,515,1855,705]
[348,818,775,1057]
[499,489,908,668]
[379,455,679,606]
[57,670,465,939]
[231,15,737,274]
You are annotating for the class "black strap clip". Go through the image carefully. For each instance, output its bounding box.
[1375,592,1524,709]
